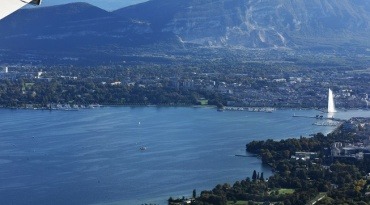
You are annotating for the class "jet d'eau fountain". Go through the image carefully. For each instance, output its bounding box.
[327,88,336,119]
[328,88,336,113]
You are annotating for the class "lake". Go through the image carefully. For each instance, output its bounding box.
[0,107,369,205]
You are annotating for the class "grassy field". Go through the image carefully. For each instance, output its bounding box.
[227,189,295,205]
[227,201,248,205]
[197,99,209,105]
[277,188,295,195]
[268,188,295,196]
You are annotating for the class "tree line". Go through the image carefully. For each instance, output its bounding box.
[0,78,226,108]
[172,120,370,205]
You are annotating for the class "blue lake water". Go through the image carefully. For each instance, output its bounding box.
[0,107,369,205]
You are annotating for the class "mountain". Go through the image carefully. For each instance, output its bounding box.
[0,2,170,52]
[0,0,370,59]
[115,0,370,48]
[113,0,190,32]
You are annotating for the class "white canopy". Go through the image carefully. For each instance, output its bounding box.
[0,0,33,20]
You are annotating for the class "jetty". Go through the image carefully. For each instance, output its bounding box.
[293,114,344,122]
[224,107,276,112]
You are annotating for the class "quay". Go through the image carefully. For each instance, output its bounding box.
[224,107,276,112]
[293,114,345,122]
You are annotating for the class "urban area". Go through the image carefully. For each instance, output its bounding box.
[0,60,369,110]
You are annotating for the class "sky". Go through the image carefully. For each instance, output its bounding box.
[38,0,149,11]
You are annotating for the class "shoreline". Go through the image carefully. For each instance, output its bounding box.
[1,108,368,205]
[0,103,368,112]
[182,117,364,205]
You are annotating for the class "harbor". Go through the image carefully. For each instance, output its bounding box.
[223,106,276,112]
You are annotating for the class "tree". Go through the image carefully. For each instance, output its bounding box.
[260,172,264,181]
[193,189,196,198]
[252,170,257,181]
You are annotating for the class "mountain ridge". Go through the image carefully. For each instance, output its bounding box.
[129,0,370,48]
[0,0,369,59]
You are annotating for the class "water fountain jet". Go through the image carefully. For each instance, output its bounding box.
[328,88,336,113]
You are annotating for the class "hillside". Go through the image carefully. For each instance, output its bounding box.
[0,0,370,63]
[115,0,370,48]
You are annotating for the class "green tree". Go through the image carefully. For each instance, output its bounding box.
[252,170,257,181]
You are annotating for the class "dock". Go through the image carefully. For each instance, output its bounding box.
[293,114,345,122]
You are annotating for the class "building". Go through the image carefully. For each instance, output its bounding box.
[291,152,318,161]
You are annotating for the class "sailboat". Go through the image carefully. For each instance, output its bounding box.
[138,121,147,151]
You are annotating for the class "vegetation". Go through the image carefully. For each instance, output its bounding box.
[1,52,369,110]
[170,119,370,205]
[0,77,226,108]
[273,189,294,196]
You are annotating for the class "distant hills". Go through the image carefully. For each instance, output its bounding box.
[0,3,168,51]
[0,0,370,60]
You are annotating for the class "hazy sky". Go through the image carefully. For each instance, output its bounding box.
[38,0,149,11]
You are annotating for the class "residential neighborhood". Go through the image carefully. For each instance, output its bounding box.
[0,62,369,109]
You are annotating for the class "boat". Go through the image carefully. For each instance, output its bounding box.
[217,108,224,112]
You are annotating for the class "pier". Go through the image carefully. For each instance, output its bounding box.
[292,114,345,122]
[224,107,276,112]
